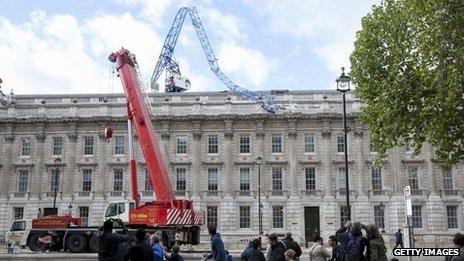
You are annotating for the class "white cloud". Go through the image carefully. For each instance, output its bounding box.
[249,0,379,76]
[218,42,275,87]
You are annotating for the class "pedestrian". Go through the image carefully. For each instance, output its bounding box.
[203,225,227,261]
[6,241,13,254]
[393,229,403,249]
[168,244,184,261]
[366,224,388,261]
[124,228,154,261]
[268,233,286,261]
[328,235,342,261]
[241,240,254,261]
[282,232,302,260]
[151,235,165,261]
[225,250,233,261]
[97,219,130,261]
[248,239,266,261]
[309,236,330,261]
[345,222,368,261]
[445,233,464,261]
[335,220,351,260]
[284,249,296,261]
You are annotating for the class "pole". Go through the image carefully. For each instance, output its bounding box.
[342,91,350,220]
[53,168,58,210]
[258,163,262,235]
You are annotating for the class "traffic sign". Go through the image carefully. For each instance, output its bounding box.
[404,185,411,197]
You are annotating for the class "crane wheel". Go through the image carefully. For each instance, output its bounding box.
[89,236,99,253]
[28,233,46,252]
[66,234,87,253]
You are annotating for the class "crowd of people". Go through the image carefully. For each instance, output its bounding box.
[94,219,464,261]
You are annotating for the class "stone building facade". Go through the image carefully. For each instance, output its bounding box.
[0,91,462,245]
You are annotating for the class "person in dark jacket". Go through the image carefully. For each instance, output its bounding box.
[168,244,184,261]
[328,235,342,261]
[204,226,227,261]
[335,220,351,261]
[345,222,368,261]
[282,232,302,260]
[268,233,286,261]
[124,228,153,261]
[97,219,130,261]
[248,239,266,261]
[366,224,387,261]
[241,240,254,261]
[394,229,403,249]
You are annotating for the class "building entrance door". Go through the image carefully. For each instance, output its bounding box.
[304,207,320,242]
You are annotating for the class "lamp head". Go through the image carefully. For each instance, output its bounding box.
[256,156,262,165]
[54,156,62,166]
[336,67,350,92]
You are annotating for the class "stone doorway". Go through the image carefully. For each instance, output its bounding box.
[304,206,320,242]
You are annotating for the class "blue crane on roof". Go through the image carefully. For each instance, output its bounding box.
[150,7,279,113]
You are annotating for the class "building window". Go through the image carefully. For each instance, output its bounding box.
[271,134,283,154]
[13,207,24,220]
[52,137,63,156]
[21,137,32,156]
[176,169,186,192]
[447,206,458,229]
[79,206,89,226]
[338,167,347,191]
[176,136,187,154]
[113,169,123,191]
[208,168,218,191]
[340,206,349,226]
[412,205,422,228]
[83,136,94,155]
[50,169,60,192]
[82,169,92,191]
[114,136,124,155]
[305,167,316,190]
[304,134,315,153]
[145,169,152,191]
[239,168,251,191]
[208,135,218,154]
[408,167,419,190]
[443,168,453,190]
[207,206,218,228]
[371,167,382,190]
[18,170,28,192]
[239,135,250,154]
[239,206,251,228]
[337,134,345,153]
[272,206,284,228]
[272,168,283,191]
[374,205,385,229]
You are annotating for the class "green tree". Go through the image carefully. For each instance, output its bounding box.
[350,0,464,166]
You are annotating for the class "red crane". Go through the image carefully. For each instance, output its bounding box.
[108,48,203,229]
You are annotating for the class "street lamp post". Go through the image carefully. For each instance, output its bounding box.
[53,156,62,212]
[379,202,386,233]
[256,156,263,236]
[336,67,351,220]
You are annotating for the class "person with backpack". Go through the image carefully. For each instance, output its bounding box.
[309,236,330,261]
[335,220,351,260]
[268,233,286,261]
[366,225,387,261]
[124,228,154,261]
[345,222,368,261]
[203,226,227,261]
[282,232,302,260]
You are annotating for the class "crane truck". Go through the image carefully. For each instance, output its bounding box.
[23,49,204,253]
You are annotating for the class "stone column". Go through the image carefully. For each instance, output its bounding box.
[192,131,202,198]
[354,129,365,196]
[67,124,78,195]
[288,130,298,196]
[224,131,233,197]
[425,144,437,195]
[98,133,108,197]
[390,148,401,193]
[33,132,45,198]
[1,125,14,197]
[322,130,332,197]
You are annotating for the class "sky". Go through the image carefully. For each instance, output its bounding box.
[0,0,380,95]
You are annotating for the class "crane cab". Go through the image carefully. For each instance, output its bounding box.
[165,73,191,93]
[104,200,135,224]
[6,219,32,248]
